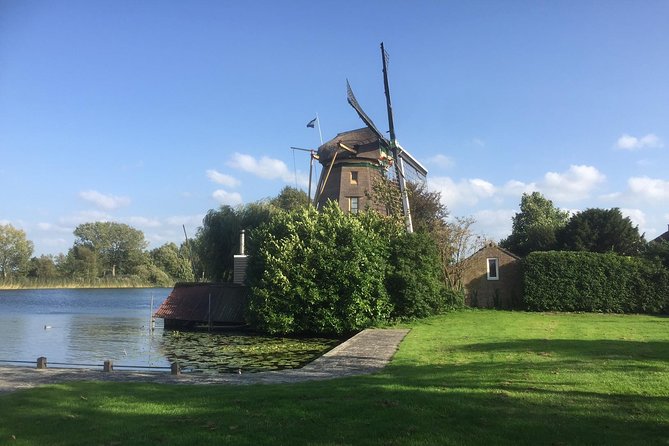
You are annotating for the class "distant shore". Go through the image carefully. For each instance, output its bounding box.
[0,279,171,291]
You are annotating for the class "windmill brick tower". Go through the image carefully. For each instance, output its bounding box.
[314,127,392,214]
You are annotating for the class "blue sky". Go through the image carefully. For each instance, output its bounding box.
[2,0,668,256]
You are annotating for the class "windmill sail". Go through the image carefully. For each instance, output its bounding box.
[396,144,428,180]
[337,44,427,233]
[346,80,387,144]
[380,42,414,233]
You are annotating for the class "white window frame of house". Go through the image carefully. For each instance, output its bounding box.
[349,196,359,214]
[487,257,499,280]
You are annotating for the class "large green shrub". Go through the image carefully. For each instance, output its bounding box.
[524,251,669,314]
[387,231,461,319]
[246,203,399,335]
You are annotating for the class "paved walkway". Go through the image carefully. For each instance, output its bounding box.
[0,329,410,394]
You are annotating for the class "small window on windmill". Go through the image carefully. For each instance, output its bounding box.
[350,171,359,185]
[349,197,359,214]
[487,258,499,280]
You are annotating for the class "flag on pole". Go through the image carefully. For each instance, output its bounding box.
[306,117,317,128]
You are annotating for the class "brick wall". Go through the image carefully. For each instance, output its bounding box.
[316,162,386,214]
[461,244,523,309]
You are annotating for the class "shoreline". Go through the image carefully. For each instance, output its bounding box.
[0,329,410,393]
[0,284,171,291]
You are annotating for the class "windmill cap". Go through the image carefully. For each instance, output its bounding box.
[316,127,385,164]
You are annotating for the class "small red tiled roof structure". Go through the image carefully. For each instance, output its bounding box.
[461,242,523,309]
[154,283,248,329]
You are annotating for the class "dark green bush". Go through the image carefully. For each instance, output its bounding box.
[246,203,398,336]
[387,231,459,319]
[523,251,669,314]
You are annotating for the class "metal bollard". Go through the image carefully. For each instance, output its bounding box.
[103,360,113,372]
[171,362,181,375]
[37,357,47,369]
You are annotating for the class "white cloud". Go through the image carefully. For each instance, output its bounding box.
[212,189,243,206]
[429,177,496,208]
[616,133,664,150]
[427,154,454,169]
[470,179,496,196]
[620,208,646,229]
[79,190,131,210]
[228,152,308,186]
[59,210,111,225]
[627,177,669,201]
[40,237,68,247]
[602,176,669,207]
[542,165,605,202]
[206,169,240,187]
[165,214,205,227]
[37,222,70,233]
[502,180,537,196]
[125,216,162,228]
[471,209,515,242]
[429,165,604,211]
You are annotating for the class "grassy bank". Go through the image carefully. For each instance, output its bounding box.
[1,310,668,445]
[0,277,166,290]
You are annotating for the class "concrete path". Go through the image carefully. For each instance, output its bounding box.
[0,328,410,394]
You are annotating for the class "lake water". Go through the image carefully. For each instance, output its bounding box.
[0,288,338,373]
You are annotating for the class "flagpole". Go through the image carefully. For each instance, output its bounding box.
[316,113,323,145]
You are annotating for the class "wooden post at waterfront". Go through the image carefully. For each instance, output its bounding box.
[171,362,181,375]
[103,360,113,372]
[36,357,47,369]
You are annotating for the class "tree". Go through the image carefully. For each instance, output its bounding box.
[367,177,448,232]
[368,176,482,293]
[28,255,60,280]
[407,182,449,233]
[150,242,194,282]
[558,208,645,256]
[73,222,148,277]
[271,186,309,211]
[60,245,100,280]
[0,224,34,279]
[644,240,669,269]
[387,231,457,319]
[193,203,274,281]
[437,216,485,292]
[500,192,569,256]
[367,176,403,219]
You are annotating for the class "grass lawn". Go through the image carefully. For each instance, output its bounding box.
[1,310,668,445]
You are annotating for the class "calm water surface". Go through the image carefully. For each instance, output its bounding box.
[0,288,338,373]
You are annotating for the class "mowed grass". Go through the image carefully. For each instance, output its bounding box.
[1,310,668,445]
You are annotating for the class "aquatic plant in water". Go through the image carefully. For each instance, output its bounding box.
[160,331,339,373]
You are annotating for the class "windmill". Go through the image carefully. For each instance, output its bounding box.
[314,42,427,232]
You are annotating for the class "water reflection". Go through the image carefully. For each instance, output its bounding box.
[0,288,339,373]
[65,315,168,368]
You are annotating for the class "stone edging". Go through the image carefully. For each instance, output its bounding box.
[0,328,410,394]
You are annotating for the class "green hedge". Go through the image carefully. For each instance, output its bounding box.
[387,231,462,319]
[523,251,669,314]
[246,204,396,335]
[245,202,457,336]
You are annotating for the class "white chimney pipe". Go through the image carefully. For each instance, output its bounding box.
[239,230,246,255]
